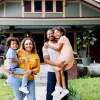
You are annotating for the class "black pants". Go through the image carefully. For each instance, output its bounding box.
[46,71,68,100]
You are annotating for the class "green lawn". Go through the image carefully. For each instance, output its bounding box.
[0,78,100,100]
[69,77,100,100]
[0,79,14,100]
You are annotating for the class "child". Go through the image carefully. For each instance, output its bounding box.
[45,26,74,98]
[4,37,29,94]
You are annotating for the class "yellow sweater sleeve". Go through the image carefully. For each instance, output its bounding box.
[32,54,40,75]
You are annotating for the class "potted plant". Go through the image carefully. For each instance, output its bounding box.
[77,29,97,66]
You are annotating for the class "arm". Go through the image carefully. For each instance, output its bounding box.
[32,59,40,75]
[9,58,18,64]
[48,43,63,52]
[24,59,40,76]
[43,55,58,66]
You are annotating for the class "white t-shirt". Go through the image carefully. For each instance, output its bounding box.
[42,41,60,72]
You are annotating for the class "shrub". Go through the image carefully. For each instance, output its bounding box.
[88,71,100,77]
[0,73,7,79]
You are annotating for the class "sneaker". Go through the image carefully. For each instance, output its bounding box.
[19,86,29,94]
[52,86,62,96]
[60,89,69,98]
[4,82,10,86]
[53,93,61,100]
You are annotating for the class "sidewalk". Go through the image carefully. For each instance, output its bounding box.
[35,64,47,100]
[24,85,46,100]
[36,86,46,100]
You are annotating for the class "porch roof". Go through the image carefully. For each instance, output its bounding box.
[83,0,100,9]
[0,17,100,26]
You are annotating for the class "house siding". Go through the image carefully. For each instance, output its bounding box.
[0,4,4,17]
[6,2,22,17]
[82,4,100,17]
[65,3,79,17]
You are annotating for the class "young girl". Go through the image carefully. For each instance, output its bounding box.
[4,37,30,94]
[45,26,74,98]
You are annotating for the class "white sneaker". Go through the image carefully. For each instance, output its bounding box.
[19,86,29,94]
[4,82,10,86]
[60,89,69,98]
[52,86,62,96]
[4,79,10,86]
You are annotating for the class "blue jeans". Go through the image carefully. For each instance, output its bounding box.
[9,75,36,100]
[9,68,28,87]
[46,71,68,100]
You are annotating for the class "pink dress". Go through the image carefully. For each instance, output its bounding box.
[56,36,74,70]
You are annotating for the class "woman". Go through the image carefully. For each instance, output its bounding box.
[5,37,40,100]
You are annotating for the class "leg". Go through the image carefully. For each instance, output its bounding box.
[9,75,24,100]
[13,68,25,74]
[60,71,69,98]
[62,70,68,100]
[26,79,36,100]
[46,72,56,100]
[54,69,61,86]
[14,68,28,89]
[61,71,66,89]
[51,69,63,96]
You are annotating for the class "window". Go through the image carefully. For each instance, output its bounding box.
[56,1,63,12]
[45,1,53,12]
[24,0,31,12]
[34,1,42,12]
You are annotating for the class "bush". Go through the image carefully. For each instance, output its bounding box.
[88,71,100,77]
[0,73,7,79]
[78,67,100,78]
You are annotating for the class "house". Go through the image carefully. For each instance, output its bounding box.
[0,0,100,63]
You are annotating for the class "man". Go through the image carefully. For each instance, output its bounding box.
[42,29,68,100]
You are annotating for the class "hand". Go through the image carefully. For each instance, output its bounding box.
[57,61,68,70]
[19,59,25,63]
[56,62,65,69]
[5,68,13,74]
[24,70,32,76]
[44,42,49,48]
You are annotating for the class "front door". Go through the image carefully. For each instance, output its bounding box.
[31,34,44,62]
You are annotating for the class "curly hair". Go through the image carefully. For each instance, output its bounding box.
[53,26,66,35]
[20,38,37,53]
[6,37,19,48]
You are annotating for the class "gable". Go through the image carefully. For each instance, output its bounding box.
[82,4,100,17]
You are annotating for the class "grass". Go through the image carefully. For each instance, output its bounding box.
[0,79,14,100]
[69,77,100,100]
[0,78,100,100]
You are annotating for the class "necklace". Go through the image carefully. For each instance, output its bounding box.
[25,52,31,62]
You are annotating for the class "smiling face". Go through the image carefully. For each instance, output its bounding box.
[10,41,18,50]
[47,30,55,41]
[54,29,62,39]
[24,39,33,52]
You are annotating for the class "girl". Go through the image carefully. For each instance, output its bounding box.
[4,37,29,94]
[45,26,74,98]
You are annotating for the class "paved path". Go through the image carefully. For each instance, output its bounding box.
[24,86,46,100]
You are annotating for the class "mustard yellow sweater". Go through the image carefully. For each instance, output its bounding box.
[14,49,40,80]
